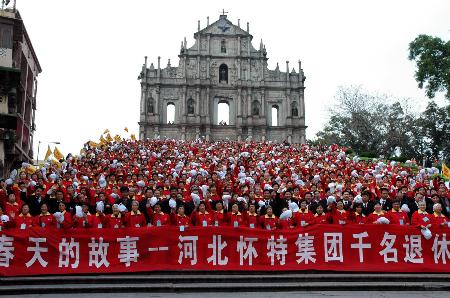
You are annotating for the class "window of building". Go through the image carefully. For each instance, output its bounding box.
[167,103,175,124]
[271,105,279,126]
[221,39,226,53]
[219,64,228,84]
[187,97,195,115]
[291,101,298,117]
[252,100,260,116]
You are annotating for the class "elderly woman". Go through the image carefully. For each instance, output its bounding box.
[124,200,147,228]
[330,201,350,225]
[228,203,245,227]
[149,202,170,227]
[411,201,432,229]
[106,204,124,228]
[431,203,449,229]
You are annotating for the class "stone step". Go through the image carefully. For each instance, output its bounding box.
[2,272,450,286]
[1,281,450,295]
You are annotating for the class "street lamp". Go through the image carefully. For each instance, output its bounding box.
[36,141,60,166]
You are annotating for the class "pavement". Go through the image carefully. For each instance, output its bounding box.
[12,292,450,298]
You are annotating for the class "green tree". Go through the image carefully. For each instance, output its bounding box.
[408,35,450,99]
[418,101,450,161]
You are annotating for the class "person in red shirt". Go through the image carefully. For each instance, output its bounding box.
[35,203,56,228]
[5,193,20,219]
[329,201,350,225]
[124,200,147,228]
[431,203,449,229]
[294,200,314,228]
[56,202,73,229]
[259,206,278,230]
[73,203,105,228]
[171,205,191,227]
[15,204,34,229]
[0,206,12,230]
[411,201,432,229]
[367,202,388,224]
[244,203,259,229]
[350,203,367,225]
[191,202,213,227]
[106,204,124,228]
[228,203,245,227]
[313,205,330,224]
[212,201,227,227]
[279,208,295,229]
[387,200,409,226]
[149,203,170,227]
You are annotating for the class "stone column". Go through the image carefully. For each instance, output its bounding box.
[195,87,200,115]
[140,85,146,122]
[155,87,160,122]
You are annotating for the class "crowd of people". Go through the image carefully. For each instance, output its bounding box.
[0,139,449,233]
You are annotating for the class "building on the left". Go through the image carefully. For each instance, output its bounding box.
[0,7,41,178]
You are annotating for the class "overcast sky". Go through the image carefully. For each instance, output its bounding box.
[16,0,450,159]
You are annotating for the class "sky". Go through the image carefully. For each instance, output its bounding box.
[14,0,450,159]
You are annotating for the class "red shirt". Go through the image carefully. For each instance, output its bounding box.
[279,218,295,229]
[15,213,34,229]
[245,212,259,228]
[411,210,432,227]
[106,213,123,228]
[151,212,170,227]
[431,213,449,229]
[367,211,387,224]
[228,212,245,227]
[331,209,350,225]
[212,210,227,226]
[294,209,314,227]
[313,213,329,224]
[191,211,213,227]
[124,211,147,228]
[35,213,56,228]
[5,202,20,217]
[171,213,191,227]
[260,214,278,230]
[387,209,409,225]
[351,213,367,225]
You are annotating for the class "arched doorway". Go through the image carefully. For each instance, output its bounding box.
[167,103,175,124]
[271,105,279,126]
[217,100,230,125]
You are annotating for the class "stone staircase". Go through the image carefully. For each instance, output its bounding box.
[1,272,449,295]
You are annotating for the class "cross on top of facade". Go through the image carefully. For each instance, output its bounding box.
[220,9,228,16]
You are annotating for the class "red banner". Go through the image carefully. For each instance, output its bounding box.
[0,225,449,276]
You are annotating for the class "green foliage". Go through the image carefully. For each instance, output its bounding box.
[315,86,450,163]
[409,35,450,99]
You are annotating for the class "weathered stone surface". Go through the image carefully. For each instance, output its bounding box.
[138,15,307,143]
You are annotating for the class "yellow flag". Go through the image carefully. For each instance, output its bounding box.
[114,135,122,143]
[100,135,107,145]
[53,146,64,161]
[103,129,110,134]
[130,133,136,141]
[442,163,450,180]
[25,164,37,174]
[44,145,52,161]
[124,127,129,132]
[106,133,113,142]
[88,141,98,148]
